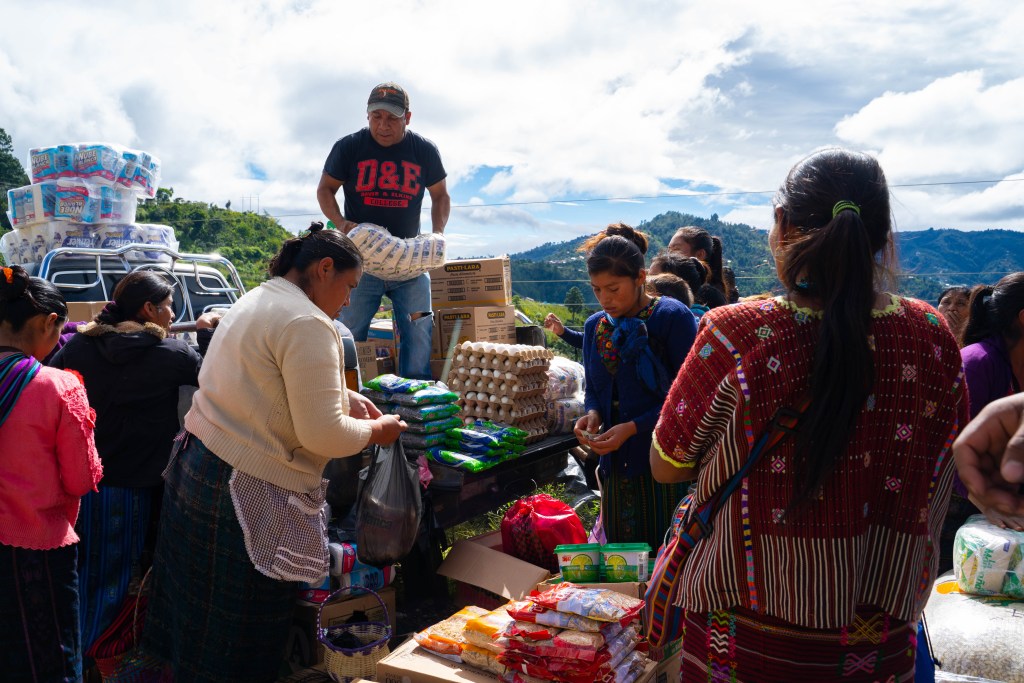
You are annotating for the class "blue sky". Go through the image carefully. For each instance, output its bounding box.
[1,1,1022,258]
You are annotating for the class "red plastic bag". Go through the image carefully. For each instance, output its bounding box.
[501,494,586,572]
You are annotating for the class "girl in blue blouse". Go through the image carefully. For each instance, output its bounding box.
[573,224,698,546]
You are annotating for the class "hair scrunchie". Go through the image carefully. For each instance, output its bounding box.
[2,267,13,284]
[832,200,861,218]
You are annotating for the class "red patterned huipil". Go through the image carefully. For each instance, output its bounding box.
[652,295,967,683]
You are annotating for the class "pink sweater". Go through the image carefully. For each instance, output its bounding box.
[0,363,103,550]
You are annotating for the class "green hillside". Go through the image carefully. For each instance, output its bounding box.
[509,214,1024,306]
[135,189,293,289]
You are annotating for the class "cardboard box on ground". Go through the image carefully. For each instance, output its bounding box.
[429,257,512,310]
[284,586,397,670]
[371,531,663,683]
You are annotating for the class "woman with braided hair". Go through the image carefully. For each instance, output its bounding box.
[0,265,102,681]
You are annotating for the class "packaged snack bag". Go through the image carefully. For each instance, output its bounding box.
[463,606,516,653]
[413,606,489,659]
[531,583,644,623]
[505,599,608,632]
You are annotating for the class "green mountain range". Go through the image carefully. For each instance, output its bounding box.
[509,211,1024,307]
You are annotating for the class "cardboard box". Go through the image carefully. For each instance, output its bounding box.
[285,586,397,668]
[431,306,516,359]
[430,257,512,310]
[437,531,551,609]
[378,638,500,683]
[356,339,397,385]
[66,300,108,322]
[430,358,449,382]
[650,638,683,683]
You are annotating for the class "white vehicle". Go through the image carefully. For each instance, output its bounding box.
[22,243,245,330]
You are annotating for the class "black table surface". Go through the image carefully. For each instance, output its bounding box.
[428,433,581,528]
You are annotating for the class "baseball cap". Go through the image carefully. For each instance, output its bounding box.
[367,82,409,117]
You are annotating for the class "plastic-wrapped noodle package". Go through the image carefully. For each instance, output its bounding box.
[954,514,1024,598]
[346,223,446,281]
[545,356,586,400]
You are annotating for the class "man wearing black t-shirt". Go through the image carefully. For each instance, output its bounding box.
[317,82,450,380]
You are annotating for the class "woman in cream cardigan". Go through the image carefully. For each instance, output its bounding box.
[142,223,406,682]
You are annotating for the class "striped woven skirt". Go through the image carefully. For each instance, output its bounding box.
[600,467,690,549]
[680,607,917,683]
[0,542,81,682]
[141,435,296,683]
[76,483,152,654]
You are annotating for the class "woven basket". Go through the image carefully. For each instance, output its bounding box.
[317,586,392,683]
[87,568,152,680]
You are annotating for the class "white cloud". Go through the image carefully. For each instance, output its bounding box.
[0,0,1022,256]
[836,71,1024,181]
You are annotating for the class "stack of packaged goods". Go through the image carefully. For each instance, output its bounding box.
[447,341,553,443]
[426,420,529,473]
[544,357,587,435]
[296,541,397,605]
[500,583,648,683]
[1,142,176,265]
[345,223,446,280]
[410,583,648,683]
[358,374,462,462]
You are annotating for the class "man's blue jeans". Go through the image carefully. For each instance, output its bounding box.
[341,272,433,380]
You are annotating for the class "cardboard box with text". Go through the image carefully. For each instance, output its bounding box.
[431,306,516,359]
[430,257,512,310]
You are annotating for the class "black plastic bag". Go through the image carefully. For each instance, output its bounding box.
[354,439,422,567]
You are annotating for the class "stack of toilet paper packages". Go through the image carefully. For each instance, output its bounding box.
[4,142,172,265]
[1,222,178,265]
[544,356,587,435]
[28,143,161,197]
[954,514,1024,598]
[346,223,446,281]
[446,341,553,443]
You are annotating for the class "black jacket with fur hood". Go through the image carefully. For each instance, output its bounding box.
[51,321,203,488]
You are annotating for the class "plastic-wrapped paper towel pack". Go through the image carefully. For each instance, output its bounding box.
[954,514,1024,598]
[346,223,446,281]
[0,222,179,265]
[28,142,161,197]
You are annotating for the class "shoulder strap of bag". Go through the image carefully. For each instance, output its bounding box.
[687,391,812,536]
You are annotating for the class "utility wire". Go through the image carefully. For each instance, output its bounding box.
[2,174,1011,232]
